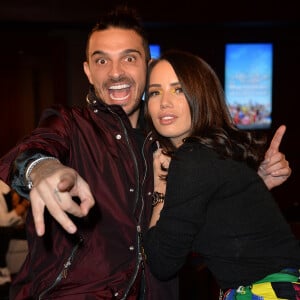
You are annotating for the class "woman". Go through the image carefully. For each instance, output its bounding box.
[143,49,300,299]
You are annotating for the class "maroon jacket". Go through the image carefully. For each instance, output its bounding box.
[0,89,178,299]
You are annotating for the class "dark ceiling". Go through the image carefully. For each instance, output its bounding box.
[1,0,299,27]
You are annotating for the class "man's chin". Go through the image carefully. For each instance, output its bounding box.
[126,103,141,117]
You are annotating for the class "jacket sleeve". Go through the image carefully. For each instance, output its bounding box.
[11,151,53,199]
[0,105,72,199]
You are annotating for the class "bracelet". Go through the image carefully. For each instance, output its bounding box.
[152,191,165,207]
[25,156,60,190]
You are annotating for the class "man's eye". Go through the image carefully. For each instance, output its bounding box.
[96,58,107,65]
[125,56,136,63]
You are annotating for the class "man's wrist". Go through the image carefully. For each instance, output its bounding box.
[25,156,60,190]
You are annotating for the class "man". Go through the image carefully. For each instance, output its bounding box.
[0,5,291,300]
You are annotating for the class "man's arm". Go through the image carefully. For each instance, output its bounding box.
[258,125,292,190]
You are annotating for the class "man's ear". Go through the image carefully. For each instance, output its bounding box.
[83,61,93,85]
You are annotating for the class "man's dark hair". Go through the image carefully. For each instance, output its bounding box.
[86,5,151,62]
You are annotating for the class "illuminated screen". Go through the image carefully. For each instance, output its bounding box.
[142,44,161,101]
[225,43,273,130]
[150,44,161,59]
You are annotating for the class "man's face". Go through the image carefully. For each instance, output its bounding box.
[84,28,148,127]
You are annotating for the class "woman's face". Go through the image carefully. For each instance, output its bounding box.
[147,60,192,147]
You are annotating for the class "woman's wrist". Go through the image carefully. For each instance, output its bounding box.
[149,202,164,227]
[152,191,165,207]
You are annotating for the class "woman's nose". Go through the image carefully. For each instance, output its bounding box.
[160,92,172,109]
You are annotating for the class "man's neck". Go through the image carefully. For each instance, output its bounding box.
[128,102,144,128]
[128,110,140,128]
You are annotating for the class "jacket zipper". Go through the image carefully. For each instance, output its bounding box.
[108,108,144,300]
[38,236,83,299]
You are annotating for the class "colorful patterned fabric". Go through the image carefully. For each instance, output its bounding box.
[222,269,300,300]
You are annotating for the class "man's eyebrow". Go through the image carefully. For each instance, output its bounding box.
[123,49,142,56]
[91,49,142,58]
[91,50,105,57]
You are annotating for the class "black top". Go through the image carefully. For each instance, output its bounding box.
[144,142,300,289]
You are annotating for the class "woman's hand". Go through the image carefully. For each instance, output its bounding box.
[153,148,170,194]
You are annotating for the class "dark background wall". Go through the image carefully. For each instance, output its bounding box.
[0,1,299,217]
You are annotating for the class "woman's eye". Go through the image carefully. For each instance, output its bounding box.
[174,87,183,94]
[148,90,160,97]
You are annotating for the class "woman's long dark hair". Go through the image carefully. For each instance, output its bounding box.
[144,49,267,170]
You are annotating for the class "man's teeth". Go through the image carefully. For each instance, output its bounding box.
[109,84,130,90]
[110,95,129,100]
[109,84,130,101]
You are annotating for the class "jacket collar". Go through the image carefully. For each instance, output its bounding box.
[86,85,146,130]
